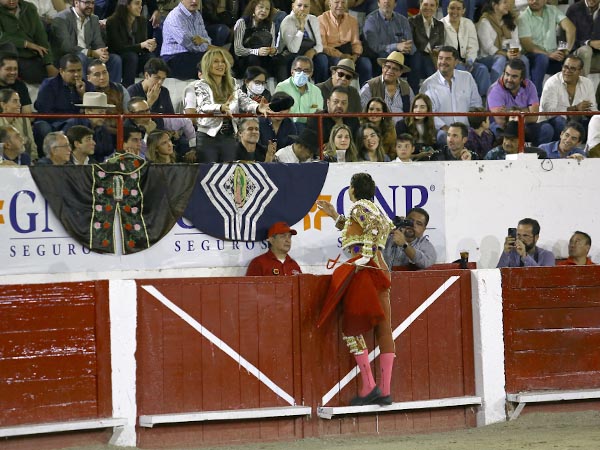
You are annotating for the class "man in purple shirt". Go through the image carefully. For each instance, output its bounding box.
[487,58,553,146]
[160,0,213,80]
[497,218,555,267]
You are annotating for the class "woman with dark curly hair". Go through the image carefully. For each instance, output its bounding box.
[317,172,396,406]
[233,0,278,77]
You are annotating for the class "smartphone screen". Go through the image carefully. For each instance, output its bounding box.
[508,227,517,239]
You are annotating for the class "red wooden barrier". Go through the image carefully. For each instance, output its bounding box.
[136,270,475,447]
[0,282,112,427]
[503,266,600,397]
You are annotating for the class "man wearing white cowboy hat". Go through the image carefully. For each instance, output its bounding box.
[316,58,362,113]
[63,92,116,162]
[359,51,414,123]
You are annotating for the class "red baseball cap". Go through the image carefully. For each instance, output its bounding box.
[268,222,297,238]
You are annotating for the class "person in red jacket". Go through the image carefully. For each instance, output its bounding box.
[246,222,302,276]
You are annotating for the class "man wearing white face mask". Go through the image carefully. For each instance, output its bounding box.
[274,55,323,127]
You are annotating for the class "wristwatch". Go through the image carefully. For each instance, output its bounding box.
[402,243,409,250]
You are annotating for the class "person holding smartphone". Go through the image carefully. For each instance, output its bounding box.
[497,218,555,267]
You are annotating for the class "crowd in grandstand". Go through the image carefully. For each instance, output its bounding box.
[1,0,600,166]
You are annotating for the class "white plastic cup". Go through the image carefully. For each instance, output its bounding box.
[336,149,346,162]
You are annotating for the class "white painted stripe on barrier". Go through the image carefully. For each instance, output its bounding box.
[142,285,296,406]
[321,275,461,406]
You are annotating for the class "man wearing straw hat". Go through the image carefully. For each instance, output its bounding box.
[359,50,414,123]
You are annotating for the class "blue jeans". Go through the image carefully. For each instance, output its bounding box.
[478,54,531,85]
[526,52,563,96]
[406,51,436,94]
[456,62,490,98]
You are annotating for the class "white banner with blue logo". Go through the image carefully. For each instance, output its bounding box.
[0,163,445,275]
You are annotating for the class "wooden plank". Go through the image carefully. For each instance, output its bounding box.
[161,288,185,412]
[0,328,95,359]
[200,283,223,411]
[0,302,95,332]
[94,280,112,418]
[0,400,98,426]
[509,372,600,391]
[0,354,96,383]
[505,308,600,330]
[502,266,600,289]
[508,328,600,351]
[507,350,599,377]
[180,282,205,414]
[2,377,98,409]
[504,286,600,309]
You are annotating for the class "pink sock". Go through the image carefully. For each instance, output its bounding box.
[379,353,395,396]
[354,350,376,397]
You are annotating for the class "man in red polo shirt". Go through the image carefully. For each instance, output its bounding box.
[558,231,595,266]
[246,222,302,276]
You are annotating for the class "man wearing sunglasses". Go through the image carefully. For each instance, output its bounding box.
[316,58,362,112]
[51,0,123,83]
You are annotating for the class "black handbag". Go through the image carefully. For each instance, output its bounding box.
[297,20,317,55]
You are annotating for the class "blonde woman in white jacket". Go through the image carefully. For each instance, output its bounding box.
[194,48,271,163]
[442,0,490,97]
[276,0,328,82]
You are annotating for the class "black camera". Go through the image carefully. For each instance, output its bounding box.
[393,216,414,229]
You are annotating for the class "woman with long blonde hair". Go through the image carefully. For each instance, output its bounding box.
[194,48,271,163]
[323,123,358,162]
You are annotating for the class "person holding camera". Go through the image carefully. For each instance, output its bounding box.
[497,218,555,268]
[383,207,436,270]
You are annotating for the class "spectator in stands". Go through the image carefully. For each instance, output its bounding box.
[539,55,597,129]
[201,0,237,47]
[323,122,358,162]
[539,121,586,160]
[432,121,477,160]
[160,0,215,80]
[66,125,97,164]
[420,46,482,146]
[363,0,415,77]
[442,0,490,97]
[146,129,177,163]
[559,231,594,265]
[383,206,436,269]
[275,55,323,128]
[233,0,278,78]
[0,53,33,114]
[466,107,494,159]
[122,125,143,155]
[36,131,72,165]
[306,86,359,155]
[393,133,415,162]
[236,117,272,161]
[277,0,328,83]
[567,0,600,77]
[194,48,271,163]
[33,53,94,156]
[87,59,130,114]
[127,57,174,114]
[62,92,115,161]
[484,118,519,159]
[587,114,600,153]
[258,91,297,150]
[395,93,438,159]
[0,0,58,83]
[316,58,362,112]
[0,88,35,160]
[487,58,553,146]
[497,217,555,267]
[517,0,575,95]
[241,66,272,103]
[360,51,414,123]
[106,0,158,87]
[360,97,397,159]
[0,125,30,165]
[274,126,317,162]
[407,0,445,94]
[318,0,372,85]
[356,124,390,161]
[51,0,122,83]
[477,0,530,84]
[246,221,302,276]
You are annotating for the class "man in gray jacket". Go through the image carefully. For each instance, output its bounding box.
[50,0,122,82]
